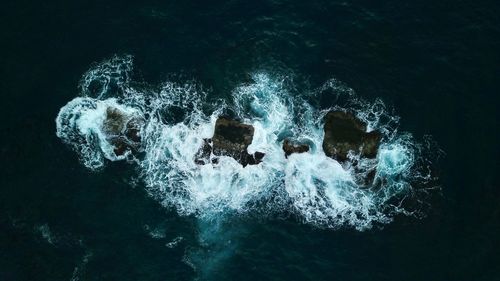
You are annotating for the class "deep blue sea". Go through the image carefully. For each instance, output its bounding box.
[1,1,499,280]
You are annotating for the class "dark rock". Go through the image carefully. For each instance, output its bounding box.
[282,139,310,158]
[125,118,143,143]
[102,107,127,135]
[243,151,266,166]
[102,107,144,156]
[212,118,255,157]
[322,111,381,162]
[254,151,265,161]
[194,117,265,167]
[194,139,213,165]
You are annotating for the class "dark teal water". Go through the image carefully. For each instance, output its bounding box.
[1,1,499,280]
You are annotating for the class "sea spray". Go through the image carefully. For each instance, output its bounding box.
[55,56,437,230]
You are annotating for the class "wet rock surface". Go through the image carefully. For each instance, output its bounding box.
[282,139,310,158]
[195,117,265,167]
[322,111,381,162]
[194,138,213,165]
[102,107,144,156]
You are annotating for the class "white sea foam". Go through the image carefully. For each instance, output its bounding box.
[165,236,184,248]
[55,56,436,230]
[56,97,142,169]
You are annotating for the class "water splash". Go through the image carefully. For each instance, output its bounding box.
[55,56,438,230]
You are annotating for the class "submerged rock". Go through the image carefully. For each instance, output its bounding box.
[195,117,265,167]
[102,107,144,156]
[322,111,381,162]
[282,139,309,158]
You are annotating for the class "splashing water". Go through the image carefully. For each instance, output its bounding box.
[55,56,438,230]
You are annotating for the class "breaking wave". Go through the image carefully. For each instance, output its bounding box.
[56,56,439,230]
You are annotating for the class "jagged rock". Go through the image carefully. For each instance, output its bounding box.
[102,107,127,135]
[282,139,309,158]
[212,118,254,157]
[322,111,381,162]
[242,151,265,166]
[194,139,212,165]
[124,118,143,143]
[102,107,144,156]
[195,117,265,167]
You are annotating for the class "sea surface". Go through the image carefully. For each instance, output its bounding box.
[1,1,499,281]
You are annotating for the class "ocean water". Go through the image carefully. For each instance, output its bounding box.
[1,1,498,281]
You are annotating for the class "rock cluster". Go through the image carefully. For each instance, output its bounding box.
[101,107,382,176]
[193,111,381,171]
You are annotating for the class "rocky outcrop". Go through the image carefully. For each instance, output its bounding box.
[282,139,309,158]
[322,111,381,162]
[195,117,265,167]
[194,139,213,165]
[102,107,144,156]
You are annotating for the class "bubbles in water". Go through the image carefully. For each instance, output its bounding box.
[55,56,439,230]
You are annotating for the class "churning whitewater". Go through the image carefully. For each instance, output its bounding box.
[56,56,436,230]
